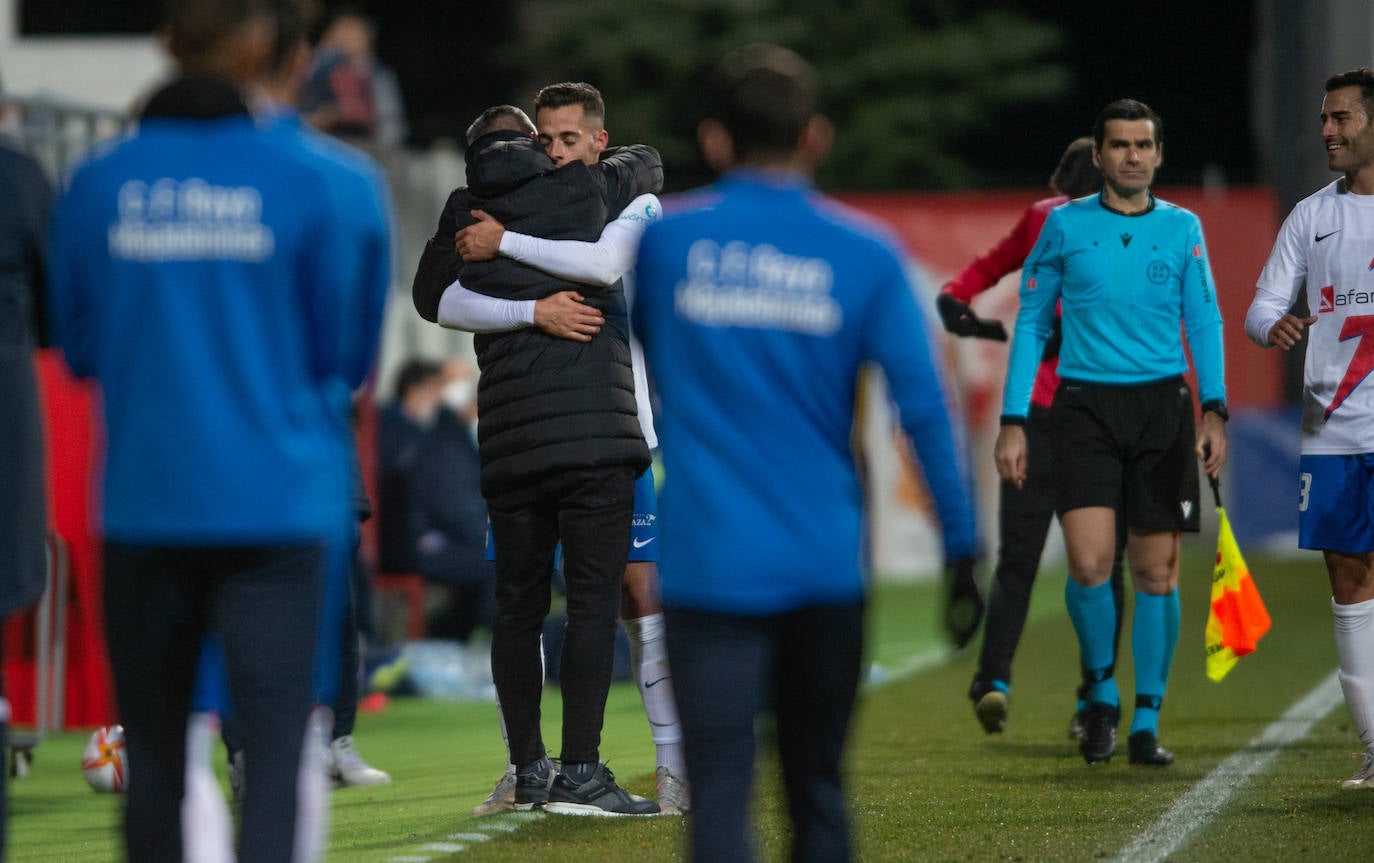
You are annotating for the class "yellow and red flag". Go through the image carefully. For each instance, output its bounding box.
[1205,504,1271,682]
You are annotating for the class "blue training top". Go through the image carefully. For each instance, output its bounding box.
[633,170,978,615]
[48,114,375,545]
[1002,193,1226,418]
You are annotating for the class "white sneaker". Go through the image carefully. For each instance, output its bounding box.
[470,765,517,816]
[329,735,391,787]
[654,766,690,815]
[1342,747,1374,789]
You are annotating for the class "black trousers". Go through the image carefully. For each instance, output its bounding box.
[105,542,322,863]
[666,601,865,863]
[977,406,1125,689]
[487,466,636,767]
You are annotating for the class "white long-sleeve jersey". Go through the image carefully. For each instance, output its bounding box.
[1246,179,1374,454]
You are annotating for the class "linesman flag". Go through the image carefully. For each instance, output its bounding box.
[1204,472,1272,682]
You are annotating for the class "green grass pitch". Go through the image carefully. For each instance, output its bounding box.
[10,546,1374,861]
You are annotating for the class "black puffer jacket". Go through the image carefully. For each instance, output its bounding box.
[411,132,662,496]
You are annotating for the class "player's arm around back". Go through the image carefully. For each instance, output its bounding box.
[862,245,977,559]
[412,189,467,323]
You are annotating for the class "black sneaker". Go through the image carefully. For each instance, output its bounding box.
[545,763,660,816]
[1127,730,1175,766]
[514,758,554,810]
[1079,702,1119,764]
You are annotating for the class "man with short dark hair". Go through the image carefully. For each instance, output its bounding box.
[996,98,1228,768]
[1245,66,1374,788]
[413,98,663,815]
[937,137,1126,739]
[632,44,978,862]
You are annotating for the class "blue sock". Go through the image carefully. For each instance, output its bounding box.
[990,679,1009,694]
[1065,579,1118,706]
[1130,589,1180,735]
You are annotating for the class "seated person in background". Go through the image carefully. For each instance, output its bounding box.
[376,358,444,575]
[410,360,495,641]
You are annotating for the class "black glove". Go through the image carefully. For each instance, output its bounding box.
[943,555,985,650]
[936,293,980,337]
[936,293,1008,341]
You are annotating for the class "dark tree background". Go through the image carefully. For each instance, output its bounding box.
[21,0,1256,192]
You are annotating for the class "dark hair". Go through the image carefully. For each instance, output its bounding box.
[162,0,272,65]
[464,105,535,146]
[1049,136,1100,199]
[1092,99,1163,148]
[533,82,605,129]
[266,0,321,72]
[1325,67,1374,119]
[707,43,818,163]
[393,358,441,400]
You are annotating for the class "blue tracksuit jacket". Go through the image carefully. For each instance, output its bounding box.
[633,170,977,615]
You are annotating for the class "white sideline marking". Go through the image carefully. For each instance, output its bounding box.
[374,647,944,860]
[1111,670,1343,863]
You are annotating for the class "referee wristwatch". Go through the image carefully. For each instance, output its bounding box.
[1201,400,1229,422]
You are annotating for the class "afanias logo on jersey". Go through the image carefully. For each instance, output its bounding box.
[1026,277,1037,291]
[1192,244,1202,258]
[1319,284,1374,313]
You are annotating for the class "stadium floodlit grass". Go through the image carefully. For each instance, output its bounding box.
[11,547,1374,862]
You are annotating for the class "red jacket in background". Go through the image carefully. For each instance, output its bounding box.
[941,194,1065,410]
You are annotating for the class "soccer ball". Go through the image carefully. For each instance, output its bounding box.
[81,725,127,793]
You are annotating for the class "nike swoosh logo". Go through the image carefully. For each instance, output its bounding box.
[644,676,669,689]
[1315,230,1340,242]
[632,537,655,548]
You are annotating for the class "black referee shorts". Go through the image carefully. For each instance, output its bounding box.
[1050,376,1201,533]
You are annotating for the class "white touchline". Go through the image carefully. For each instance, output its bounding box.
[1110,669,1344,863]
[375,644,949,861]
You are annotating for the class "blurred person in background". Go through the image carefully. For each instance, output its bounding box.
[300,6,406,146]
[632,44,978,862]
[995,98,1228,768]
[0,115,54,861]
[437,81,689,816]
[377,358,444,575]
[46,0,386,858]
[936,137,1127,738]
[411,359,496,643]
[1245,66,1374,789]
[224,0,393,792]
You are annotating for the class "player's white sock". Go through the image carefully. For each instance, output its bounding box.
[1333,597,1374,748]
[182,711,234,863]
[293,705,332,863]
[622,613,686,777]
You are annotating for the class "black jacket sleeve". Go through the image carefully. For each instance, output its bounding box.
[411,188,467,323]
[597,145,663,219]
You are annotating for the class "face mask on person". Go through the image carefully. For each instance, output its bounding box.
[442,378,476,413]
